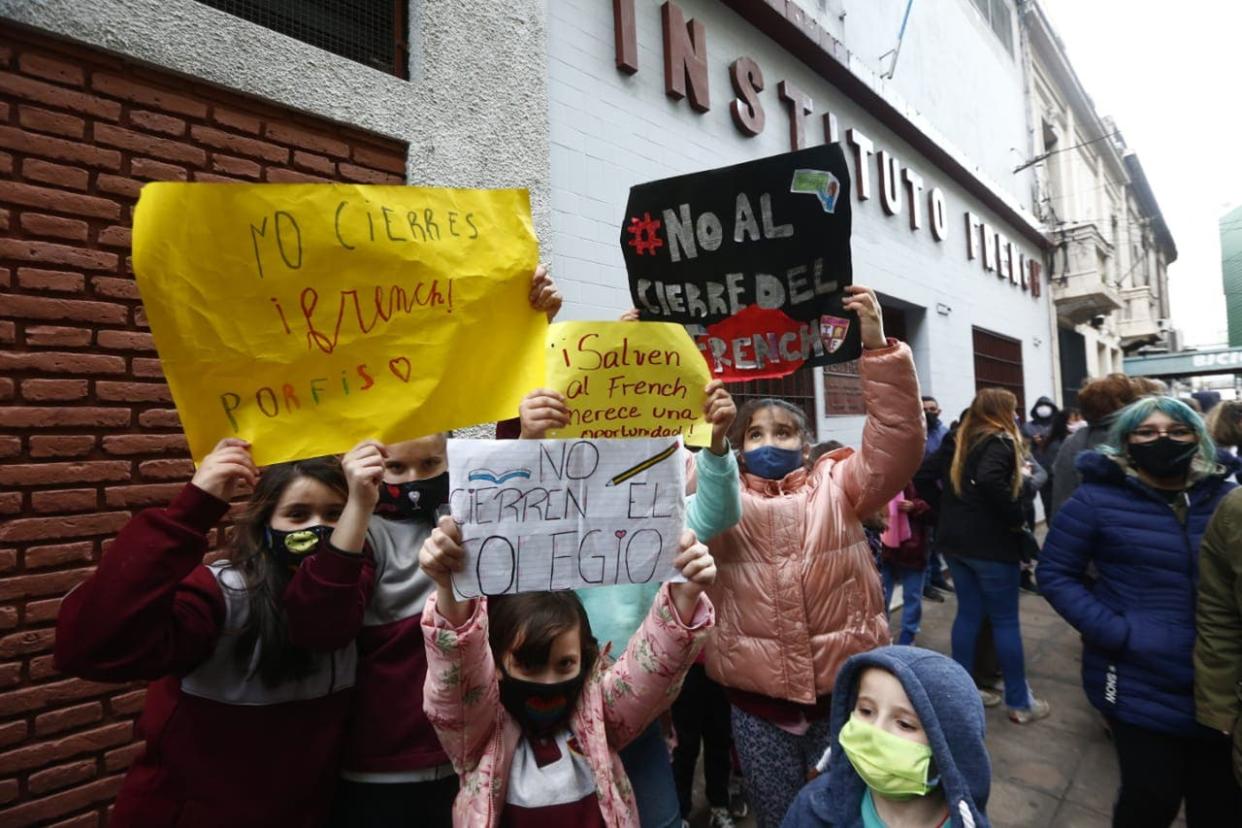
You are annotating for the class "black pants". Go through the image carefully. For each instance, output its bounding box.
[671,663,732,817]
[1109,718,1242,827]
[328,776,458,828]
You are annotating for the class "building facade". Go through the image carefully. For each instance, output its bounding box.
[1222,203,1242,348]
[1020,1,1177,405]
[0,0,1057,821]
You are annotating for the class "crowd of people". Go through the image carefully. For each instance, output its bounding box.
[49,266,1242,827]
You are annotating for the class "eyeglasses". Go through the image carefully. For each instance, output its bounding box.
[1129,426,1198,444]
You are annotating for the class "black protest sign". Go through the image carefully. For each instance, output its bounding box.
[621,144,859,379]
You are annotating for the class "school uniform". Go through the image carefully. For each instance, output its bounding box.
[54,484,372,827]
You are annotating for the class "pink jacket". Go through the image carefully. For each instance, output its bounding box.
[421,585,714,827]
[705,340,924,703]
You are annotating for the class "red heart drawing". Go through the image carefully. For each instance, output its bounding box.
[615,530,627,539]
[388,357,412,382]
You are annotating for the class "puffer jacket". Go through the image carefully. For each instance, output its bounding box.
[1038,450,1237,736]
[1194,487,1242,786]
[422,584,713,827]
[933,433,1025,564]
[704,340,924,703]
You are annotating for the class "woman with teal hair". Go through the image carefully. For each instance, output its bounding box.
[1039,396,1242,826]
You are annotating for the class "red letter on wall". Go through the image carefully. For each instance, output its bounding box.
[729,57,765,136]
[614,0,638,74]
[662,2,710,112]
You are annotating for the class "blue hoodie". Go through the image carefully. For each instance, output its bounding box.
[782,646,990,828]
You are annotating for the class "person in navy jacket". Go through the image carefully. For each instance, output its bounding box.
[1038,396,1242,826]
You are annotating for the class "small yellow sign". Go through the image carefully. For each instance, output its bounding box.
[132,182,547,466]
[545,321,712,446]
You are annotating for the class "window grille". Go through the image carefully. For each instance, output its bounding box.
[196,0,408,78]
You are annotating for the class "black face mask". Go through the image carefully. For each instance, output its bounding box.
[1129,437,1197,480]
[264,524,333,569]
[925,412,941,431]
[374,472,449,522]
[498,670,586,738]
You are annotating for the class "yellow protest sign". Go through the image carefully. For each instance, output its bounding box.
[546,321,712,446]
[132,183,547,466]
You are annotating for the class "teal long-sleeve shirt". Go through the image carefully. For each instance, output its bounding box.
[577,445,741,655]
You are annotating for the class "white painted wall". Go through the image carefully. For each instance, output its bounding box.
[546,0,1056,445]
[838,0,1036,207]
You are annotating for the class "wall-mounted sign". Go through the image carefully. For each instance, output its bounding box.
[611,0,1043,299]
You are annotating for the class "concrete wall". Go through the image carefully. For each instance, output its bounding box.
[0,0,555,244]
[546,0,1056,441]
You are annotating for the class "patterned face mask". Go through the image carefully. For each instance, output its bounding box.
[499,670,586,738]
[374,473,449,523]
[264,524,333,569]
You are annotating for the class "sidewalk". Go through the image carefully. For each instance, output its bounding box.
[914,587,1139,827]
[687,587,1186,827]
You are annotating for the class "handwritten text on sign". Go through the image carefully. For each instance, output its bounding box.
[545,321,712,446]
[621,144,861,379]
[447,438,686,598]
[132,183,547,466]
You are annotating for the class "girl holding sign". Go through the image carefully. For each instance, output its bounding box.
[54,438,379,827]
[417,519,717,826]
[517,377,742,828]
[704,285,926,828]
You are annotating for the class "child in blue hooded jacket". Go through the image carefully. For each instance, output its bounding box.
[782,646,991,828]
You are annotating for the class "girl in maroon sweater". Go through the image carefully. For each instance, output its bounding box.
[54,438,382,827]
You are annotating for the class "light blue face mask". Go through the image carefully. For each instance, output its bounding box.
[742,445,804,479]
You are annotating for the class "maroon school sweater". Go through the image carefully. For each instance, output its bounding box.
[331,516,448,776]
[54,484,374,827]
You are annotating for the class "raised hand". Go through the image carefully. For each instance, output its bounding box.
[618,307,641,322]
[529,264,563,322]
[843,285,887,350]
[669,530,716,622]
[519,388,571,439]
[341,440,387,511]
[420,516,473,625]
[190,438,258,501]
[703,380,737,455]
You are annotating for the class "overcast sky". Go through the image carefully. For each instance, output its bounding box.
[1038,0,1239,347]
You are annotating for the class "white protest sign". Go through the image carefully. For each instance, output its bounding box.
[447,437,686,598]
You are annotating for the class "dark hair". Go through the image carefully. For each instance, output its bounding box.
[920,396,938,404]
[728,398,810,449]
[808,440,845,465]
[487,591,599,675]
[226,456,348,686]
[1045,407,1080,446]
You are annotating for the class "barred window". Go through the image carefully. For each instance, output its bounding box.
[196,0,408,78]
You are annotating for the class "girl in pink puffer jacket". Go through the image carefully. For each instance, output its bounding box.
[418,520,717,827]
[704,285,926,828]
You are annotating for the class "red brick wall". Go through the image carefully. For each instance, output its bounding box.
[0,25,407,826]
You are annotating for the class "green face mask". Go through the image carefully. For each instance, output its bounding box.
[837,715,938,801]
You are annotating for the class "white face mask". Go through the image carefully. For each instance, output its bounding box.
[1067,420,1087,433]
[1035,405,1053,418]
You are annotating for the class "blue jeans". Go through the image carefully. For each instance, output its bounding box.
[945,556,1033,710]
[880,562,924,645]
[619,720,680,827]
